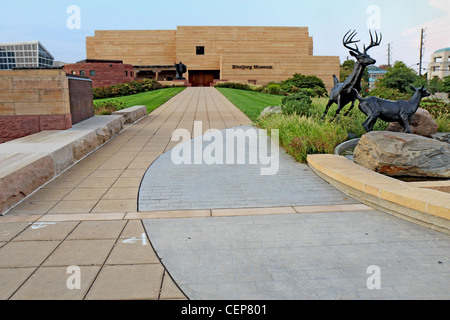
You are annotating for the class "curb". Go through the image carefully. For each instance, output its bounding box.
[307,154,450,234]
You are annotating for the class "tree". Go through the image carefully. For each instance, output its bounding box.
[427,77,443,94]
[378,61,419,93]
[441,75,450,98]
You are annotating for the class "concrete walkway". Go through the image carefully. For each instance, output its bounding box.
[1,87,449,300]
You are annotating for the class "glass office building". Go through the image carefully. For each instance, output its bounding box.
[0,41,54,70]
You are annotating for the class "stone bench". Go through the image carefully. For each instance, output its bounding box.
[112,105,147,124]
[0,115,125,215]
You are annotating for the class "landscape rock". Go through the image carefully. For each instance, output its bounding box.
[353,131,450,178]
[386,108,439,137]
[432,132,450,144]
[260,106,282,118]
[0,155,54,213]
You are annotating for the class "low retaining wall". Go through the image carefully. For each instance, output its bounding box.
[0,105,147,215]
[307,154,450,234]
[112,105,147,124]
[0,115,124,215]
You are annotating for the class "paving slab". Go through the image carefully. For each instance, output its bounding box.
[143,210,450,300]
[138,126,359,212]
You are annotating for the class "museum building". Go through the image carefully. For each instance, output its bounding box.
[86,26,340,91]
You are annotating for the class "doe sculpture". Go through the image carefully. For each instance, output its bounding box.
[354,85,431,133]
[322,30,382,120]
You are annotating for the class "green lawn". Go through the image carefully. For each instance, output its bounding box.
[216,88,284,122]
[94,87,186,113]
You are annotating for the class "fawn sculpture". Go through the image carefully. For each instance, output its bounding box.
[322,30,382,120]
[354,85,431,133]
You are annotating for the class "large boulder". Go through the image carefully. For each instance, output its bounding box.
[386,108,439,137]
[353,131,450,178]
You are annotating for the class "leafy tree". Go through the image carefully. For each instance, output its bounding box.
[427,77,443,94]
[378,61,419,93]
[440,75,450,98]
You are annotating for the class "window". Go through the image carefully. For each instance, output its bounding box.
[124,71,128,76]
[80,70,85,76]
[196,46,205,55]
[90,70,95,76]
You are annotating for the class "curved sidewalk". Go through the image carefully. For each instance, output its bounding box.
[0,87,449,300]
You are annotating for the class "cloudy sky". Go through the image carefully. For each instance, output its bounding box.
[1,0,449,72]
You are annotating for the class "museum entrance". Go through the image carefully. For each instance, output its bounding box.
[189,70,220,87]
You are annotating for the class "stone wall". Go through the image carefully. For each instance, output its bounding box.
[0,69,94,143]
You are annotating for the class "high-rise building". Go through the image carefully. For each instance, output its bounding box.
[0,41,54,70]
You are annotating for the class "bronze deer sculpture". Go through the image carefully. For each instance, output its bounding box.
[353,85,431,133]
[322,30,382,120]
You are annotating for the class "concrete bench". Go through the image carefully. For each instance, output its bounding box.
[0,115,125,214]
[112,105,147,124]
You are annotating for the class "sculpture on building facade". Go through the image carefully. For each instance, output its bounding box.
[175,61,187,79]
[322,30,382,120]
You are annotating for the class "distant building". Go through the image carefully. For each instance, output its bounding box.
[367,66,387,90]
[85,26,340,91]
[427,47,450,80]
[63,59,134,87]
[0,41,54,70]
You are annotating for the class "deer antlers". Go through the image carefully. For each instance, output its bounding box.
[343,30,382,55]
[364,30,382,53]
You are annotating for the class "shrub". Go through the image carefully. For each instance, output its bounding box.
[280,73,328,97]
[420,99,450,119]
[214,82,253,91]
[262,83,283,95]
[93,100,126,115]
[93,79,163,99]
[281,91,313,116]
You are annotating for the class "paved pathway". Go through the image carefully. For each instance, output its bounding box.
[138,125,359,211]
[0,87,249,300]
[144,212,450,299]
[1,87,449,300]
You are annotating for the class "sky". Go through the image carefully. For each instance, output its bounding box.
[1,0,449,73]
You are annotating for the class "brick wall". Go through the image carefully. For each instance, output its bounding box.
[63,61,135,88]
